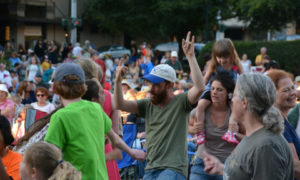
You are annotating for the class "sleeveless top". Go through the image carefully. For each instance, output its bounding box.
[196,107,236,163]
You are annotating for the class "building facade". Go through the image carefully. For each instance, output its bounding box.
[0,0,124,50]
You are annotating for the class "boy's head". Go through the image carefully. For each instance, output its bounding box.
[53,63,87,99]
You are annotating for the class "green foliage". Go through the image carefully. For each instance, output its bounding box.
[83,0,234,40]
[230,0,300,31]
[198,40,300,75]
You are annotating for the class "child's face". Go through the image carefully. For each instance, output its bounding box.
[20,157,33,180]
[216,56,231,68]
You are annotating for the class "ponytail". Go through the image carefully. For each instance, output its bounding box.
[48,161,81,180]
[262,106,284,134]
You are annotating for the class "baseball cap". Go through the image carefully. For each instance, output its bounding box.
[0,84,8,93]
[121,80,132,89]
[296,76,300,82]
[143,64,176,84]
[171,51,178,57]
[53,63,85,84]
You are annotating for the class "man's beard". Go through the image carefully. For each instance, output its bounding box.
[150,88,168,105]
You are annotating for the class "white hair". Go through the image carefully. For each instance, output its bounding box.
[237,73,284,134]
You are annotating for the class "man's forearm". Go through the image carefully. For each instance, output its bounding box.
[187,55,205,91]
[113,80,124,110]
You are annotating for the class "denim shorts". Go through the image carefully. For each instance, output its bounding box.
[143,169,186,180]
[189,157,223,180]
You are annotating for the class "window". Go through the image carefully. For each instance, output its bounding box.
[25,5,46,18]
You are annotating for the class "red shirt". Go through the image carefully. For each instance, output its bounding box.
[94,58,106,83]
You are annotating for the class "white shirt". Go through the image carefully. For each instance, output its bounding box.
[241,60,252,73]
[0,70,12,87]
[72,46,82,58]
[31,102,55,114]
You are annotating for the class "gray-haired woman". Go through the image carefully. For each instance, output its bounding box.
[202,73,294,180]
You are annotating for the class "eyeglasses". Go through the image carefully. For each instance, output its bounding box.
[36,94,45,97]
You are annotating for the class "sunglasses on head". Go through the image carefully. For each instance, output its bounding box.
[36,94,45,97]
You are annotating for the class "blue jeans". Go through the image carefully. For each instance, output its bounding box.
[189,157,223,180]
[143,169,186,180]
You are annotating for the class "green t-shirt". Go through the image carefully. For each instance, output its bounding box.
[224,128,294,180]
[137,92,195,178]
[44,100,112,180]
[165,60,183,71]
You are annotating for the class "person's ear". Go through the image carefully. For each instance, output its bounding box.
[241,98,248,110]
[31,167,38,178]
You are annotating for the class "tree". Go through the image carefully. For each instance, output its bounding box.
[230,0,300,31]
[83,0,232,60]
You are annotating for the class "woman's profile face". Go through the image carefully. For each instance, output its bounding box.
[231,85,244,123]
[210,80,228,104]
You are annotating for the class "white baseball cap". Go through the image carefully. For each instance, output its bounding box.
[171,51,178,57]
[143,64,176,84]
[0,84,8,93]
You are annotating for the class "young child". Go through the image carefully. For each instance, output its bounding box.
[44,63,146,180]
[20,141,81,180]
[196,38,244,145]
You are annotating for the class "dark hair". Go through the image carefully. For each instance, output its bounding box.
[17,81,30,95]
[210,72,235,101]
[264,60,280,71]
[0,115,14,146]
[82,79,100,101]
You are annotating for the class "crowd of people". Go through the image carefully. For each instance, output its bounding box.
[0,31,299,180]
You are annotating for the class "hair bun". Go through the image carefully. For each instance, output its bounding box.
[262,106,284,134]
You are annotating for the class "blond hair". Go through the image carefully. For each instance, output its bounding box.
[24,142,81,180]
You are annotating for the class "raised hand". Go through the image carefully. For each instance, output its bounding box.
[182,31,195,59]
[115,58,128,82]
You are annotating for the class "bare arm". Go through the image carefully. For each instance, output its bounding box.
[1,105,13,118]
[113,59,139,114]
[105,146,123,161]
[203,67,212,85]
[110,94,120,134]
[182,32,205,105]
[107,129,146,161]
[289,143,300,179]
[237,60,244,74]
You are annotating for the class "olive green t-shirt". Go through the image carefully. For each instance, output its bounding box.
[45,100,112,180]
[224,128,294,180]
[137,92,195,177]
